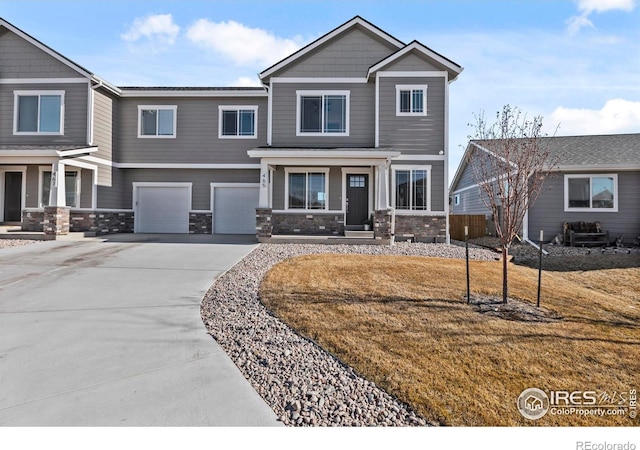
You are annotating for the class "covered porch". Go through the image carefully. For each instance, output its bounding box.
[247,148,400,243]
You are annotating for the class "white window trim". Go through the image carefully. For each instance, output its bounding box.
[218,105,258,139]
[454,194,460,206]
[564,173,618,213]
[395,85,427,116]
[137,105,177,138]
[284,167,330,211]
[13,90,65,135]
[38,166,81,208]
[296,90,350,137]
[391,165,432,214]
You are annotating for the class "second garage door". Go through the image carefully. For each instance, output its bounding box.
[213,185,259,234]
[135,184,191,233]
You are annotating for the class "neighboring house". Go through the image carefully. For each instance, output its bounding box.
[450,134,640,244]
[0,16,463,241]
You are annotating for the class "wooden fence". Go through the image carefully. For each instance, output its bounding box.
[449,214,487,241]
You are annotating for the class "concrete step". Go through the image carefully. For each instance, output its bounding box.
[344,230,375,239]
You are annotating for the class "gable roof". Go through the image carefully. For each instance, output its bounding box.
[450,133,640,192]
[367,40,463,81]
[259,16,405,82]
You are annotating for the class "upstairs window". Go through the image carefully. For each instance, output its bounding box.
[14,91,64,135]
[396,85,427,116]
[565,174,617,212]
[138,106,177,138]
[297,91,349,136]
[393,166,431,211]
[219,106,257,138]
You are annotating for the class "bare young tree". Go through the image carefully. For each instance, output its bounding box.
[469,105,557,304]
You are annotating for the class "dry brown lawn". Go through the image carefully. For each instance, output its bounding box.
[259,254,640,426]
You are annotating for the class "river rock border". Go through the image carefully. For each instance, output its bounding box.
[200,242,499,426]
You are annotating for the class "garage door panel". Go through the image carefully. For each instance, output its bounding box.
[214,187,258,235]
[136,186,190,233]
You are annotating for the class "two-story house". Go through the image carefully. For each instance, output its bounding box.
[0,16,462,242]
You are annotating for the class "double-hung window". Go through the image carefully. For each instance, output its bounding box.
[565,174,617,212]
[297,91,349,136]
[396,85,427,116]
[286,169,328,210]
[39,169,80,208]
[219,106,257,138]
[393,166,431,211]
[138,106,177,138]
[14,91,64,135]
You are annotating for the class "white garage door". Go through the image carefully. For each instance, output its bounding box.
[135,185,190,233]
[213,185,259,234]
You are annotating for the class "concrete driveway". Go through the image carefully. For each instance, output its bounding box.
[0,234,281,426]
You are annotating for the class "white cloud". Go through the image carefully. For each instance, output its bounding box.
[567,0,637,34]
[550,99,640,135]
[186,19,302,67]
[576,0,636,13]
[231,76,262,87]
[121,14,180,45]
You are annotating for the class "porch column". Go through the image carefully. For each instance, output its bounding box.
[258,161,269,208]
[376,163,390,210]
[48,161,66,207]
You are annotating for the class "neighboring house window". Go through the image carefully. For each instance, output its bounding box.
[565,174,618,212]
[218,106,257,138]
[296,91,349,135]
[454,194,460,206]
[138,106,177,138]
[286,169,329,210]
[39,169,80,208]
[14,91,64,135]
[396,85,427,116]
[393,166,431,211]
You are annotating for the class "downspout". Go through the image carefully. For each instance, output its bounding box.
[386,157,395,245]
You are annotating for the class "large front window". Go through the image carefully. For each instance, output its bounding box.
[138,106,176,138]
[394,167,430,211]
[287,170,328,210]
[14,91,64,134]
[219,106,257,138]
[40,170,80,208]
[565,174,617,211]
[297,91,349,135]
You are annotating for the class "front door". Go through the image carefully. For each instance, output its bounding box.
[346,174,369,227]
[4,172,22,222]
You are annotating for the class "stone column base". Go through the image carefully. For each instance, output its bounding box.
[43,206,70,236]
[256,208,273,240]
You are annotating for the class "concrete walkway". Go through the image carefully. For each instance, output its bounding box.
[0,234,281,426]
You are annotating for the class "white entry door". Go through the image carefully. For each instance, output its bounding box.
[135,183,191,233]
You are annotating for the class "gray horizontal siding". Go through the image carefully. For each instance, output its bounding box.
[0,28,82,78]
[97,167,124,209]
[270,27,397,78]
[121,168,259,210]
[381,53,440,72]
[0,83,88,145]
[451,188,492,216]
[378,77,445,154]
[528,171,640,244]
[271,82,375,147]
[117,97,267,164]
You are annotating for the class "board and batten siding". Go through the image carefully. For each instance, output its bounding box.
[0,27,82,78]
[267,27,397,79]
[528,171,640,244]
[91,88,116,187]
[378,76,445,155]
[270,82,375,148]
[0,82,88,145]
[117,96,267,164]
[120,168,259,210]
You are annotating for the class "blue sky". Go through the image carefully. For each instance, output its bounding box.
[1,0,639,182]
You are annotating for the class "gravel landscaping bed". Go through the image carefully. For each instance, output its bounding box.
[200,242,498,427]
[0,239,41,249]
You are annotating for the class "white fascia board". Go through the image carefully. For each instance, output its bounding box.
[115,163,261,169]
[271,77,369,84]
[119,90,267,98]
[368,41,463,79]
[57,147,98,157]
[396,154,446,161]
[0,19,93,78]
[448,142,474,192]
[259,17,404,81]
[375,71,448,78]
[247,149,401,159]
[61,158,97,171]
[0,78,90,84]
[549,164,640,172]
[470,141,519,169]
[0,149,59,157]
[258,157,397,167]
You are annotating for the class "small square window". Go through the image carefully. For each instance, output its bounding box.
[396,85,427,116]
[349,175,366,188]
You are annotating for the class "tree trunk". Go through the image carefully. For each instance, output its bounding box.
[502,246,509,304]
